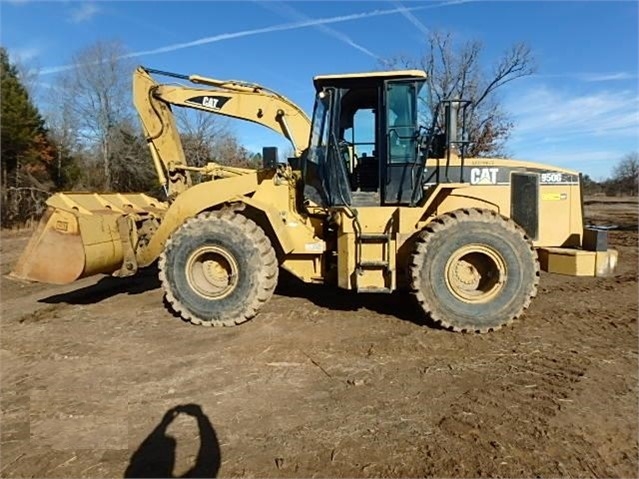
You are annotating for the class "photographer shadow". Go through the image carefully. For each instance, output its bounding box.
[125,404,220,478]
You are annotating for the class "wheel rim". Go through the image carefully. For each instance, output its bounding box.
[444,244,507,304]
[185,245,239,300]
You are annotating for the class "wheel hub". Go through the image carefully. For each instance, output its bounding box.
[203,260,231,288]
[453,260,481,287]
[186,245,239,300]
[445,244,506,303]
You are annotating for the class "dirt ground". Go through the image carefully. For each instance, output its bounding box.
[1,198,637,478]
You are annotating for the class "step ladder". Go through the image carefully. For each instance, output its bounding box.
[353,218,394,294]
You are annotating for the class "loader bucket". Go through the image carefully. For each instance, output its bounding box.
[10,192,166,285]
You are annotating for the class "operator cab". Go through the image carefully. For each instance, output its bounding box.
[302,70,430,207]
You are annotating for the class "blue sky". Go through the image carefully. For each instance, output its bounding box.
[1,0,637,179]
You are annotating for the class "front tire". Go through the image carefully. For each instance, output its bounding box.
[410,208,539,333]
[159,211,278,326]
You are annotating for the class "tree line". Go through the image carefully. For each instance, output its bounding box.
[1,35,637,228]
[581,152,639,197]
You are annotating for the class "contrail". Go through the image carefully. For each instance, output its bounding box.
[40,3,441,75]
[394,0,430,36]
[533,72,639,82]
[257,1,379,59]
[394,0,474,36]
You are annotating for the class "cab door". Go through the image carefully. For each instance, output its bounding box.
[302,89,352,207]
[382,79,425,205]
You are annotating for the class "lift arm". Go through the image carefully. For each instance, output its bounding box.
[133,66,311,196]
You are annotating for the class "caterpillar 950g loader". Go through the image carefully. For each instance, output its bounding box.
[11,66,618,333]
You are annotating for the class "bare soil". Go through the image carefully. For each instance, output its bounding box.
[1,199,637,478]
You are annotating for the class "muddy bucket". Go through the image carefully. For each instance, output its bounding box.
[10,192,166,284]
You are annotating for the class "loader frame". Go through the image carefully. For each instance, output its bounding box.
[10,65,618,332]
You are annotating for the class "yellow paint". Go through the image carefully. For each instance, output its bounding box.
[541,192,567,201]
[13,66,612,292]
[133,67,311,197]
[537,247,618,277]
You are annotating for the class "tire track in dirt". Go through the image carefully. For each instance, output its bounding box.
[423,346,592,477]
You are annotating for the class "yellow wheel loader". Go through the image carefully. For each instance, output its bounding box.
[11,66,618,332]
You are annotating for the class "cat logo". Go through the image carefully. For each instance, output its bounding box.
[470,167,499,185]
[202,96,220,109]
[185,95,230,111]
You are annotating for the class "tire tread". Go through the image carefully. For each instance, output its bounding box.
[159,210,278,327]
[409,208,540,333]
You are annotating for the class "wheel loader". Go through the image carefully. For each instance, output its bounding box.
[10,66,618,332]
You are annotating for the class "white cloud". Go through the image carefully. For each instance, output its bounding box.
[507,85,639,176]
[69,3,101,24]
[510,86,639,139]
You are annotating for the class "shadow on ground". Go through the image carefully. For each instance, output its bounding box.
[275,269,441,329]
[38,265,440,329]
[125,404,220,478]
[40,266,161,305]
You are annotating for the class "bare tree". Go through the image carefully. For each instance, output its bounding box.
[211,135,254,167]
[175,108,258,168]
[382,31,536,157]
[55,41,133,189]
[45,100,82,188]
[611,152,639,196]
[175,108,231,167]
[108,120,158,192]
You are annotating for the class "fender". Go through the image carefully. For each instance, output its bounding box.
[422,183,501,221]
[137,173,295,266]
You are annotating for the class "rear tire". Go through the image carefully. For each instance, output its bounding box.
[410,208,539,333]
[159,211,278,326]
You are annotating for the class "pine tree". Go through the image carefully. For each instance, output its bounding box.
[0,47,56,189]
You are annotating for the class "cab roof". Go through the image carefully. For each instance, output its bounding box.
[313,69,427,90]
